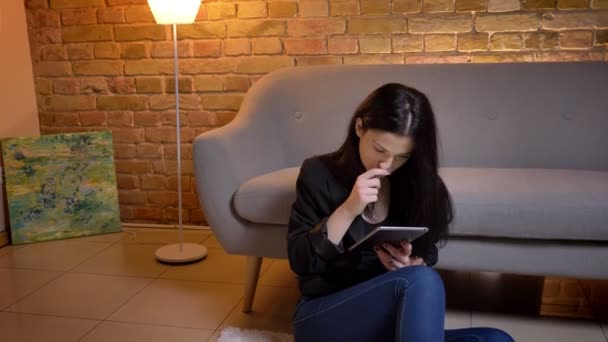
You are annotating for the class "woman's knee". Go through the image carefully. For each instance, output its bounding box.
[393,265,444,289]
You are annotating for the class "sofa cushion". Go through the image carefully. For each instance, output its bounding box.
[234,167,608,241]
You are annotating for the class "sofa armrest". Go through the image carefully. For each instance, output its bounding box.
[192,113,288,252]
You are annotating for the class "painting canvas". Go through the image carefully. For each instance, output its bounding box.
[1,131,121,244]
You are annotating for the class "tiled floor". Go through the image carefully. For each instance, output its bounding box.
[0,228,606,342]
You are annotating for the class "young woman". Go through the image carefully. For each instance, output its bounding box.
[288,83,514,341]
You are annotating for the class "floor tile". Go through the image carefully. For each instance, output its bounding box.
[108,279,243,330]
[0,244,23,256]
[258,259,298,288]
[201,234,223,249]
[207,331,221,342]
[7,273,151,320]
[0,239,112,271]
[601,323,607,340]
[77,232,126,243]
[0,268,61,310]
[121,228,211,245]
[472,312,606,342]
[72,241,169,278]
[159,248,271,284]
[80,321,213,342]
[219,285,301,334]
[446,310,471,330]
[0,311,99,342]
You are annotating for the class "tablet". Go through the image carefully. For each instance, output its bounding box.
[347,226,429,252]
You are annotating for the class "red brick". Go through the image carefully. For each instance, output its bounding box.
[223,76,250,91]
[147,191,178,206]
[163,143,192,160]
[116,174,138,189]
[111,127,145,143]
[167,176,191,192]
[98,8,125,24]
[28,28,62,44]
[161,112,187,127]
[26,0,49,9]
[284,38,327,55]
[405,54,470,63]
[288,19,346,37]
[296,55,342,65]
[40,45,67,60]
[141,175,167,190]
[53,79,79,94]
[61,8,97,26]
[113,143,136,158]
[79,111,107,126]
[145,127,196,143]
[136,143,162,158]
[124,5,154,23]
[328,37,358,54]
[182,193,200,209]
[54,112,80,125]
[33,61,70,77]
[108,112,133,126]
[115,160,150,174]
[251,37,283,54]
[188,111,217,126]
[120,205,135,220]
[152,160,194,176]
[68,44,95,60]
[118,190,146,205]
[164,208,190,222]
[32,10,61,27]
[151,41,192,58]
[193,40,222,57]
[107,77,136,94]
[189,208,206,225]
[134,207,162,220]
[134,112,160,127]
[80,77,108,94]
[94,42,120,59]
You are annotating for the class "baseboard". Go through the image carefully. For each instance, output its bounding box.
[121,222,211,230]
[0,230,8,248]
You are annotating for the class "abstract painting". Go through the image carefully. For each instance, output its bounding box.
[1,131,121,244]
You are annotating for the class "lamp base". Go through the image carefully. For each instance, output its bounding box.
[155,243,208,264]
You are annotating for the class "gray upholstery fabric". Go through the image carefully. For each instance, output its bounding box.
[235,167,608,241]
[234,167,299,225]
[193,62,608,279]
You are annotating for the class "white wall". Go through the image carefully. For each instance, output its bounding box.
[0,0,41,234]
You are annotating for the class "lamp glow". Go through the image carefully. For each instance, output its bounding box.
[148,0,201,24]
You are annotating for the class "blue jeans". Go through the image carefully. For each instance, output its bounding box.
[293,266,514,342]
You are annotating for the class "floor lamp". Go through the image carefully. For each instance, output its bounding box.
[148,0,208,263]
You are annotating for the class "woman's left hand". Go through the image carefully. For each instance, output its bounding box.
[375,241,426,271]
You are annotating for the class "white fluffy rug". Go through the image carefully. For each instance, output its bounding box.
[218,327,294,342]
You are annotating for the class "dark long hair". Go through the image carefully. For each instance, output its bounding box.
[322,83,453,255]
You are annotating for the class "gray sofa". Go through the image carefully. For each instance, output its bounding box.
[193,62,608,312]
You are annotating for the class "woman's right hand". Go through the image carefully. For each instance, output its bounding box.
[342,168,391,217]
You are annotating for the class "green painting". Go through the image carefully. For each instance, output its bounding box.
[1,131,121,244]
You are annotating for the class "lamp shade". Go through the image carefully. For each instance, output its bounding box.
[148,0,201,24]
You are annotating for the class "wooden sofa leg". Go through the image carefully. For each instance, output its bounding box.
[242,256,263,313]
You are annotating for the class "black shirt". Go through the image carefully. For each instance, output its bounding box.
[287,156,439,298]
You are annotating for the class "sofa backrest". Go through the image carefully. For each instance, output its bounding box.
[237,62,608,171]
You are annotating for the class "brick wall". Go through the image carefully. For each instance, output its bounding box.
[25,0,608,225]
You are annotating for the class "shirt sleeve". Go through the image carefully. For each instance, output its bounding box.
[287,159,345,276]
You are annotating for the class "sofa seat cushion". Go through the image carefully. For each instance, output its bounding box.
[234,167,608,241]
